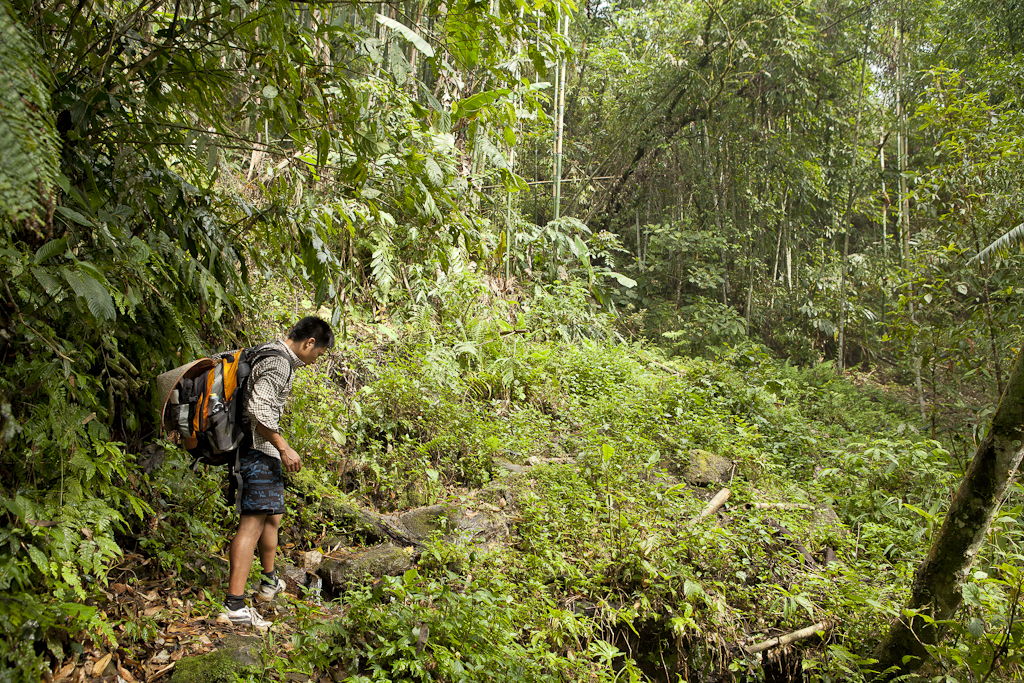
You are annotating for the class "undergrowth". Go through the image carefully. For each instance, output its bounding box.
[1,273,1014,682]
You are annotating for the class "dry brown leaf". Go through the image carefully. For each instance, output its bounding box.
[53,661,75,683]
[93,653,112,677]
[151,662,175,680]
[198,635,213,646]
[143,606,163,616]
[112,583,128,594]
[117,660,138,683]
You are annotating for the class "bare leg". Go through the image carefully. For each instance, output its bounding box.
[258,513,282,574]
[228,513,267,596]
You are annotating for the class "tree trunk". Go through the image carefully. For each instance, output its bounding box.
[873,345,1024,678]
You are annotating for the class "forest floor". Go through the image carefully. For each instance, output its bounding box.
[49,315,955,683]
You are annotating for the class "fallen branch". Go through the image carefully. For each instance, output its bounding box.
[744,621,832,654]
[687,488,731,526]
[765,518,818,567]
[745,503,815,511]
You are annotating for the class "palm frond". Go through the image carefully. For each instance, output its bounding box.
[969,222,1024,266]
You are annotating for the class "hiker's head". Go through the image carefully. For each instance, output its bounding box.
[286,316,334,364]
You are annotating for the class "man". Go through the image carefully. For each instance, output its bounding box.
[217,316,334,629]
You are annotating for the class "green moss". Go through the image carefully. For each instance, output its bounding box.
[170,635,261,683]
[685,449,733,485]
[400,505,455,539]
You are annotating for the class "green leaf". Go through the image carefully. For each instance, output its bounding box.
[967,617,985,638]
[403,567,420,585]
[375,14,435,58]
[62,268,116,321]
[608,272,637,288]
[55,206,94,227]
[263,84,279,99]
[455,89,510,117]
[34,238,67,264]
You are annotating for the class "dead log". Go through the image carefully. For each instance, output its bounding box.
[320,497,423,548]
[744,621,832,654]
[687,488,731,525]
[765,519,817,567]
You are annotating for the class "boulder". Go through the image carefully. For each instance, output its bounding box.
[453,508,510,547]
[399,505,457,540]
[684,449,733,486]
[171,635,261,683]
[317,544,413,598]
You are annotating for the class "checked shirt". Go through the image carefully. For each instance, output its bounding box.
[245,339,305,460]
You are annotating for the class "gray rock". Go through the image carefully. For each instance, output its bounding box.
[684,449,733,486]
[171,635,261,683]
[453,508,510,546]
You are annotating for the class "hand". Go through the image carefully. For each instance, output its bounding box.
[280,444,302,473]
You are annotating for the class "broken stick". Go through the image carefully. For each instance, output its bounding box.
[687,488,731,526]
[744,620,832,654]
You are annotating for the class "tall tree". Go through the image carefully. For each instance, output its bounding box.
[874,344,1024,677]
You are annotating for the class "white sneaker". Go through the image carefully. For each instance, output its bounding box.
[254,577,286,603]
[216,605,271,630]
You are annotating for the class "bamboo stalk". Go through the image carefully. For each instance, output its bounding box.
[744,621,831,654]
[688,488,731,525]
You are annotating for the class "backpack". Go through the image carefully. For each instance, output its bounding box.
[157,343,290,468]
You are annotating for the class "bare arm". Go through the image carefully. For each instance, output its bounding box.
[255,422,302,472]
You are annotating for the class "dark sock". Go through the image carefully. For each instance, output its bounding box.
[260,568,277,586]
[225,593,246,611]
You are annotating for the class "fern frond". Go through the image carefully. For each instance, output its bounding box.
[0,0,60,228]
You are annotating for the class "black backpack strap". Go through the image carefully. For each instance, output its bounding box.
[247,342,293,384]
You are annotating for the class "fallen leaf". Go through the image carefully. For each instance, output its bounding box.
[117,660,138,683]
[93,653,112,677]
[144,606,163,616]
[198,636,212,646]
[150,650,170,665]
[53,662,75,683]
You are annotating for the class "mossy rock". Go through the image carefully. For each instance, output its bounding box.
[320,496,381,539]
[171,635,261,683]
[399,505,456,540]
[317,543,412,597]
[684,449,733,486]
[403,481,431,508]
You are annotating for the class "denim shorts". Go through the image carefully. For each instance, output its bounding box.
[238,448,285,515]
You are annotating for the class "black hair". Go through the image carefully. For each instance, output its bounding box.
[288,316,335,349]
